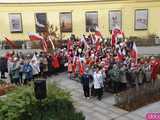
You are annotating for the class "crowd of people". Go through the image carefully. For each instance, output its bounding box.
[67,33,160,100]
[0,28,160,101]
[0,50,67,85]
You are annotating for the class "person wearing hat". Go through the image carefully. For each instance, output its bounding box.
[81,67,92,99]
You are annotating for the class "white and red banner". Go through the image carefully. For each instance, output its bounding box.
[111,28,124,46]
[130,42,138,64]
[94,26,102,42]
[28,32,48,52]
[4,37,17,49]
[28,32,43,41]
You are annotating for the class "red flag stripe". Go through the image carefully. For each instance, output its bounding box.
[28,33,43,41]
[4,37,17,49]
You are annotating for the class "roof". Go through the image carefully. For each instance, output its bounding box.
[0,0,104,3]
[0,0,156,4]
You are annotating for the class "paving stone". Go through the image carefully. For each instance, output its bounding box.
[85,114,97,120]
[124,113,144,120]
[92,112,111,120]
[50,72,160,120]
[93,100,111,109]
[108,106,128,115]
[92,106,110,115]
[114,116,131,120]
[78,101,94,108]
[130,101,160,118]
[107,111,121,119]
[103,96,115,105]
[78,106,94,114]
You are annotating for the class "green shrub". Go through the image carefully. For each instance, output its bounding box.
[0,80,5,84]
[0,83,85,120]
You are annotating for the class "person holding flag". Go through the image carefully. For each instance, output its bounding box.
[130,41,138,63]
[28,32,48,52]
[111,26,125,47]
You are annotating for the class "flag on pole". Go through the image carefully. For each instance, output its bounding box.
[95,26,102,38]
[48,36,55,50]
[130,42,138,63]
[4,37,17,49]
[28,32,48,52]
[111,27,124,46]
[88,28,95,44]
[28,32,43,41]
[81,36,89,49]
[41,39,48,52]
[94,26,102,42]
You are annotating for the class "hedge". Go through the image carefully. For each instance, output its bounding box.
[0,83,85,120]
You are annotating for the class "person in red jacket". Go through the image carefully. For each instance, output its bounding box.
[52,53,60,74]
[150,57,159,87]
[79,61,85,77]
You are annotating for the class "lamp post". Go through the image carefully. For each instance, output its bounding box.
[34,80,47,120]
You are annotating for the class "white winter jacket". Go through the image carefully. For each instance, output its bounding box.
[93,71,104,89]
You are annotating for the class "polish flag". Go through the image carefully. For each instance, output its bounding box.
[111,27,124,46]
[48,36,55,50]
[88,29,95,44]
[41,39,48,52]
[130,42,138,62]
[28,32,48,52]
[117,48,123,61]
[81,36,89,49]
[28,32,43,41]
[4,37,17,49]
[95,26,102,39]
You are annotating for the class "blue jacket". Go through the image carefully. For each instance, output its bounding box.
[23,64,33,80]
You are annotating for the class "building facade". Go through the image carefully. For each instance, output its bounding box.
[0,0,160,40]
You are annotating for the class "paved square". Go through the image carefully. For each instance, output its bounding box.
[49,72,160,120]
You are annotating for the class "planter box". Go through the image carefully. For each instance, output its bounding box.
[0,89,5,96]
[0,84,15,96]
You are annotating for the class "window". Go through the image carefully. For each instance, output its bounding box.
[35,13,47,33]
[59,12,72,32]
[85,11,98,32]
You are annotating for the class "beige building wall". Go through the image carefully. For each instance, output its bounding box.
[0,0,160,40]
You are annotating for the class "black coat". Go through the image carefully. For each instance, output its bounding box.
[81,74,91,87]
[0,57,8,72]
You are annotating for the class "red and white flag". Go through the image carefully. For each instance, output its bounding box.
[28,32,48,52]
[111,27,124,46]
[81,36,89,49]
[41,39,48,52]
[48,36,55,50]
[130,42,138,62]
[28,32,43,41]
[4,37,17,49]
[94,26,102,42]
